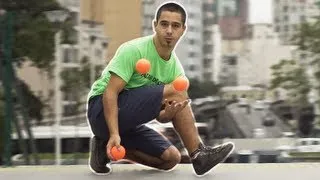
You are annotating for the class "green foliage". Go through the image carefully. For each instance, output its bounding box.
[0,88,4,158]
[0,0,65,71]
[270,59,311,105]
[60,56,104,115]
[290,3,320,126]
[188,79,220,99]
[16,80,44,123]
[0,0,64,126]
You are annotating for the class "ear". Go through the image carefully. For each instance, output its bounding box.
[153,20,157,28]
[182,24,186,33]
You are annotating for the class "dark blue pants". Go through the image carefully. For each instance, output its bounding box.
[87,85,172,158]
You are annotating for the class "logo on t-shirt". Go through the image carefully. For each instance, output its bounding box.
[141,73,164,85]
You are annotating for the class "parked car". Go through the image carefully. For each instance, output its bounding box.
[282,131,296,138]
[252,128,266,138]
[295,138,320,152]
[252,100,265,110]
[238,97,249,107]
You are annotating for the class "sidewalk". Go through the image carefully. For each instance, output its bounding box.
[1,163,320,180]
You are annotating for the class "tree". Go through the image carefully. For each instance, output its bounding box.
[0,0,62,71]
[188,79,221,99]
[0,1,63,159]
[270,59,311,106]
[290,2,320,127]
[0,0,70,122]
[0,88,4,163]
[298,106,315,137]
[60,56,104,116]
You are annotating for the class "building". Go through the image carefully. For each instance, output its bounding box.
[82,0,142,62]
[215,0,249,86]
[273,0,319,45]
[213,25,222,84]
[202,0,217,82]
[238,23,293,86]
[217,0,248,40]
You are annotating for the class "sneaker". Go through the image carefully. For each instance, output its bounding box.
[191,142,235,176]
[89,136,111,175]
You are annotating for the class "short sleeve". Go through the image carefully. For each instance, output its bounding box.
[174,56,185,78]
[107,43,141,83]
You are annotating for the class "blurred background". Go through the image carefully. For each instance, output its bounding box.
[1,0,320,166]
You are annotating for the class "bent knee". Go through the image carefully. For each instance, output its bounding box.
[161,146,181,167]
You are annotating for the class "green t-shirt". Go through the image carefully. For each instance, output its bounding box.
[87,35,185,99]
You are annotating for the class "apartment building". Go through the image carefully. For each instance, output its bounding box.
[238,23,293,86]
[202,0,217,81]
[216,0,249,85]
[273,0,319,45]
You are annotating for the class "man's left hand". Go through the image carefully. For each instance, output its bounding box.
[157,99,189,123]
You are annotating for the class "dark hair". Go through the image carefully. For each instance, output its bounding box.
[155,2,187,25]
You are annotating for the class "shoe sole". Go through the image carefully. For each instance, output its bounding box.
[89,136,112,175]
[194,141,235,177]
[88,161,112,176]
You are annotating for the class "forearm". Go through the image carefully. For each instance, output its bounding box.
[102,89,119,136]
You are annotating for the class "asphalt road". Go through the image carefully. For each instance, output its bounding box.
[0,163,319,180]
[228,104,292,138]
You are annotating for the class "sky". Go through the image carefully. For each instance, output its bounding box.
[249,0,272,23]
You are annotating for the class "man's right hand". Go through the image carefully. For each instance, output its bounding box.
[106,134,121,160]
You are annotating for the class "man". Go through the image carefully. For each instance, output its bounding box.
[87,2,234,177]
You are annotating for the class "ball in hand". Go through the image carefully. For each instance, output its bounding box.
[110,146,126,161]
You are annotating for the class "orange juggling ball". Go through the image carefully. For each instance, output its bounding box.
[135,59,151,74]
[173,76,189,91]
[110,146,126,161]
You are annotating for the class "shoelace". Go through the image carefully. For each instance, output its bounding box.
[203,144,226,155]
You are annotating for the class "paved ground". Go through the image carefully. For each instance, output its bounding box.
[1,163,319,180]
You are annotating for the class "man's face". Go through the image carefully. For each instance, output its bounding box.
[154,11,186,49]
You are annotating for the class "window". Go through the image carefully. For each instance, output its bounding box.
[203,72,212,80]
[188,26,196,31]
[63,91,77,101]
[63,48,71,63]
[63,103,78,116]
[188,13,195,18]
[62,47,78,63]
[95,49,103,59]
[223,56,237,65]
[189,64,196,71]
[189,39,195,44]
[203,58,211,66]
[312,141,319,145]
[189,52,196,57]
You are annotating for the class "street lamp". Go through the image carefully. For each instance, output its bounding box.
[44,10,69,166]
